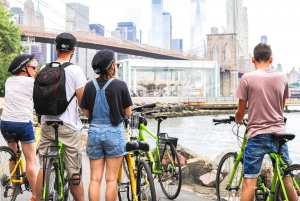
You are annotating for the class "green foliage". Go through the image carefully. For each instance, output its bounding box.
[0,3,27,96]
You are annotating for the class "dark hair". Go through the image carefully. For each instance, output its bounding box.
[253,43,272,63]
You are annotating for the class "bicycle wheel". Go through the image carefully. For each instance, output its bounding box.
[216,152,243,201]
[118,156,132,201]
[137,160,156,201]
[0,146,21,201]
[274,164,300,201]
[45,158,59,201]
[158,142,182,199]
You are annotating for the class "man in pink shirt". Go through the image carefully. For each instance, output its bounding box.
[235,43,295,201]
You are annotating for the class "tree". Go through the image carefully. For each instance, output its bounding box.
[0,3,27,96]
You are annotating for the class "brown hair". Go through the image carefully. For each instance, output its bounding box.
[253,43,272,63]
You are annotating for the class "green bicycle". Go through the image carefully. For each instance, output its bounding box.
[130,103,182,199]
[213,116,300,201]
[41,120,81,201]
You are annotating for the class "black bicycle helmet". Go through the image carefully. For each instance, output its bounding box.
[8,54,35,75]
[92,49,116,74]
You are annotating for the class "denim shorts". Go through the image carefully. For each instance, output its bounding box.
[86,123,126,159]
[0,120,35,143]
[244,134,290,178]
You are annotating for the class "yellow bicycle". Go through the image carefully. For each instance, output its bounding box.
[0,120,41,201]
[117,117,156,201]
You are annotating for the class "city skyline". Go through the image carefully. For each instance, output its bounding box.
[7,0,300,74]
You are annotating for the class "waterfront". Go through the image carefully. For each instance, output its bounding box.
[140,110,300,163]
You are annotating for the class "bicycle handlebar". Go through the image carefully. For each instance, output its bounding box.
[213,116,248,126]
[132,103,156,112]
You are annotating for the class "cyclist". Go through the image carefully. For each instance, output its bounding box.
[80,49,132,201]
[235,43,297,201]
[1,54,38,201]
[35,33,86,201]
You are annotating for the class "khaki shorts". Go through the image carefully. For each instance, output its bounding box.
[39,123,82,174]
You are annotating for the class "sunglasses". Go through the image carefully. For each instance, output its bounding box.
[27,66,37,70]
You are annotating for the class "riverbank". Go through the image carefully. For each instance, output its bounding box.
[133,102,300,118]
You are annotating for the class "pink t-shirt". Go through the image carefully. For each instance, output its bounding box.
[236,68,289,138]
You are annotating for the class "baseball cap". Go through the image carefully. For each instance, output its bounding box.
[55,32,77,51]
[8,54,35,75]
[92,49,116,74]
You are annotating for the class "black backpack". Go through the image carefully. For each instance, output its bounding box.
[33,62,76,115]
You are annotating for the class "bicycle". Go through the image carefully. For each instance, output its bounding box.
[41,120,81,201]
[130,103,182,200]
[117,117,157,201]
[0,120,42,201]
[213,116,300,201]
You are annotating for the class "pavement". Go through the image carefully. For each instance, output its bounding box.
[0,139,212,201]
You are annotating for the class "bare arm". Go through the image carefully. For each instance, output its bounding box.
[282,98,286,110]
[124,106,132,117]
[235,99,247,125]
[76,87,84,106]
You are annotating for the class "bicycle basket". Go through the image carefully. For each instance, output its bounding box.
[130,112,141,129]
[158,133,178,160]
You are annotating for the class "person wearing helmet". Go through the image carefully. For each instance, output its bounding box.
[35,32,86,201]
[80,49,132,201]
[1,54,38,201]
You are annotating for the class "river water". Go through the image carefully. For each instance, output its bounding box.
[136,108,300,163]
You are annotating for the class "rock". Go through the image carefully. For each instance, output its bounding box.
[199,169,218,187]
[260,155,273,188]
[161,149,187,167]
[178,145,202,159]
[182,157,211,185]
[210,149,237,170]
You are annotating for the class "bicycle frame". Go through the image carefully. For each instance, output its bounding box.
[227,131,299,201]
[0,154,26,184]
[42,141,66,200]
[136,124,164,174]
[34,125,41,150]
[118,128,139,201]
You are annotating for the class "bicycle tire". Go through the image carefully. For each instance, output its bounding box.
[274,163,300,201]
[158,142,182,199]
[216,152,243,201]
[118,156,132,201]
[0,146,21,201]
[45,158,58,201]
[137,160,156,201]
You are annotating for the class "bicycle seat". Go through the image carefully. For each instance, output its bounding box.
[126,141,150,152]
[45,120,63,126]
[2,132,20,143]
[273,133,295,141]
[155,115,168,121]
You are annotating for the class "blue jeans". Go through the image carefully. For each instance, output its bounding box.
[0,120,35,143]
[244,134,290,178]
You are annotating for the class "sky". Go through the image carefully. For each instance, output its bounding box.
[8,0,300,73]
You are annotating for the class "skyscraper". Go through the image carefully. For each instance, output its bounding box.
[190,0,206,57]
[117,22,136,42]
[66,3,89,32]
[171,39,183,52]
[66,3,96,80]
[89,24,105,36]
[35,2,44,28]
[276,63,283,72]
[226,0,249,57]
[211,27,218,34]
[260,35,267,43]
[162,11,172,50]
[10,7,23,24]
[151,0,163,48]
[23,0,35,26]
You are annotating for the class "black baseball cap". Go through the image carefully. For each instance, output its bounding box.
[8,54,35,75]
[55,32,77,51]
[92,49,117,74]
